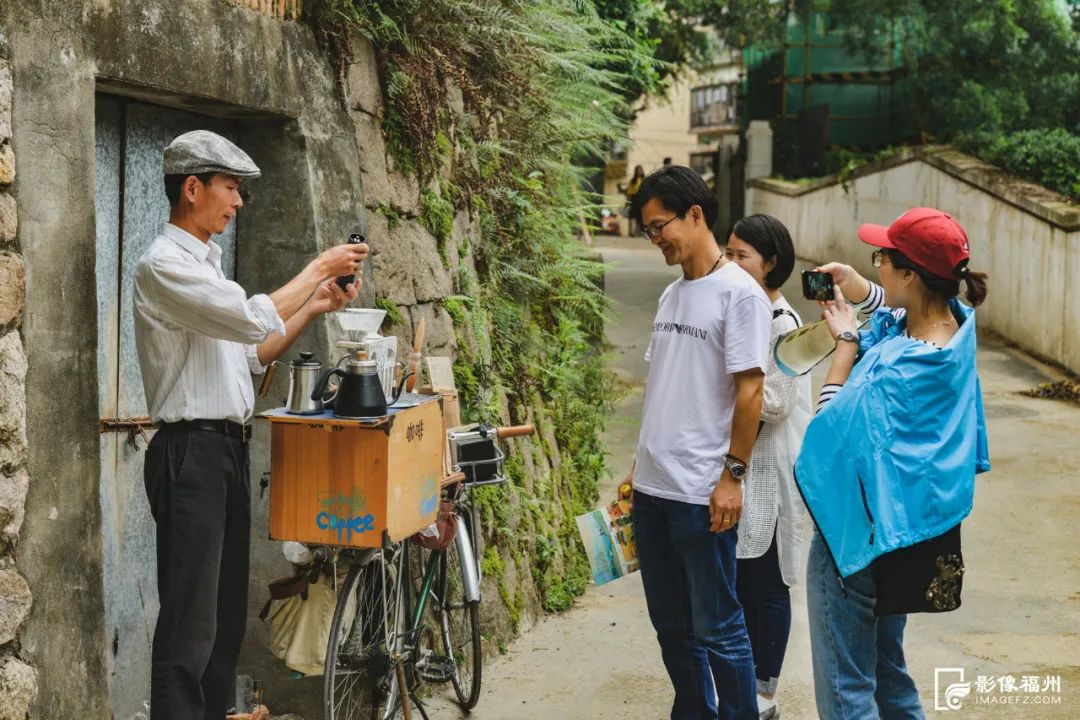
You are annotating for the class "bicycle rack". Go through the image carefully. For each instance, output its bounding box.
[448,427,508,486]
[455,443,507,486]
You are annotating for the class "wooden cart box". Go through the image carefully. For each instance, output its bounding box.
[262,396,444,548]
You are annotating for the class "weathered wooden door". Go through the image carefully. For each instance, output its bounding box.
[95,95,238,718]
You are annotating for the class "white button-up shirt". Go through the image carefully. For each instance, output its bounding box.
[133,223,286,423]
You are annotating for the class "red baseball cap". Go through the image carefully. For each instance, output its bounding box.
[857,208,970,279]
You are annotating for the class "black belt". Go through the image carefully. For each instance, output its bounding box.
[160,419,252,443]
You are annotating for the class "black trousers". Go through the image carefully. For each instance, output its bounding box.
[144,426,251,720]
[735,531,792,695]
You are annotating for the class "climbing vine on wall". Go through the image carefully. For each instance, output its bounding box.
[308,0,652,612]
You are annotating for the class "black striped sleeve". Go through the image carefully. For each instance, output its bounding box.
[854,282,885,318]
[816,383,843,413]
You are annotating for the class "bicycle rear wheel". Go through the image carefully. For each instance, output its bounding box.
[436,527,482,708]
[324,556,401,720]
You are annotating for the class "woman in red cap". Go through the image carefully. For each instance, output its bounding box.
[795,207,991,718]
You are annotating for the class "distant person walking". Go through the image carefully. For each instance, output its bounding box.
[625,166,772,720]
[725,215,812,720]
[621,164,646,236]
[797,208,991,718]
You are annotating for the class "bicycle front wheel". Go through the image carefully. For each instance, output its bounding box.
[324,556,401,720]
[437,532,482,708]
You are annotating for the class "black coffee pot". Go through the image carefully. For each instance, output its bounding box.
[312,358,412,419]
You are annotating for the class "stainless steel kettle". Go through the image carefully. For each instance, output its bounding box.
[259,351,326,414]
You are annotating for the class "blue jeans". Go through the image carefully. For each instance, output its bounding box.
[806,531,925,719]
[633,490,758,720]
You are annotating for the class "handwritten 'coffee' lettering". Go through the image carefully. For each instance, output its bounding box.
[316,512,376,542]
[406,420,425,443]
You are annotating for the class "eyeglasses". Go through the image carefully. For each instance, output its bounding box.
[642,215,680,240]
[871,249,888,268]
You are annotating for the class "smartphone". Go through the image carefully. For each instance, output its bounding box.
[336,232,366,291]
[801,270,835,302]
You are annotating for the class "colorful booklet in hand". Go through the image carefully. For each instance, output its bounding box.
[576,498,638,586]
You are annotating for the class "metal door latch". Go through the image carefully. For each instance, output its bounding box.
[100,417,157,449]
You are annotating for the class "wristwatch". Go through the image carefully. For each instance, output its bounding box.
[724,454,749,482]
[836,330,860,345]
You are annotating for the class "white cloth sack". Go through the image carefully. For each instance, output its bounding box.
[267,573,341,676]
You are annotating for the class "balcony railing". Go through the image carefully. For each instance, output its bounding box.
[690,83,739,132]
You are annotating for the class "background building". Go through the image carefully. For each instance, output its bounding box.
[601,74,701,236]
[689,44,745,236]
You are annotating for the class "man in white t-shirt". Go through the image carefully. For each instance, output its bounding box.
[625,166,772,720]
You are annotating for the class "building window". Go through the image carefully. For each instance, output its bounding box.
[691,83,739,131]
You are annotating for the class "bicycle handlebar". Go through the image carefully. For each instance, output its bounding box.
[494,424,535,439]
[442,470,467,487]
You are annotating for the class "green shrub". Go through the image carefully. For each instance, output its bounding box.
[441,296,470,325]
[956,129,1080,202]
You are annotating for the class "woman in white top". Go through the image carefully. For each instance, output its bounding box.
[725,214,812,720]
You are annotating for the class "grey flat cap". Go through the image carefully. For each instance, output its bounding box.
[163,130,261,179]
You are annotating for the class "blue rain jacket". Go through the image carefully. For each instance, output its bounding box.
[794,299,990,577]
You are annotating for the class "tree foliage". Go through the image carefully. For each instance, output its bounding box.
[593,0,796,101]
[813,0,1080,199]
[826,0,1080,140]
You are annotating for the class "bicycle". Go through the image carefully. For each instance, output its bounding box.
[323,423,534,720]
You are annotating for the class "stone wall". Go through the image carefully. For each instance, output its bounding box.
[0,49,38,720]
[345,37,460,357]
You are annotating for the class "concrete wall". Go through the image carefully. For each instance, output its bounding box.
[746,147,1080,374]
[0,1,369,716]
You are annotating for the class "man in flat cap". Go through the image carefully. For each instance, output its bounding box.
[133,130,369,718]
